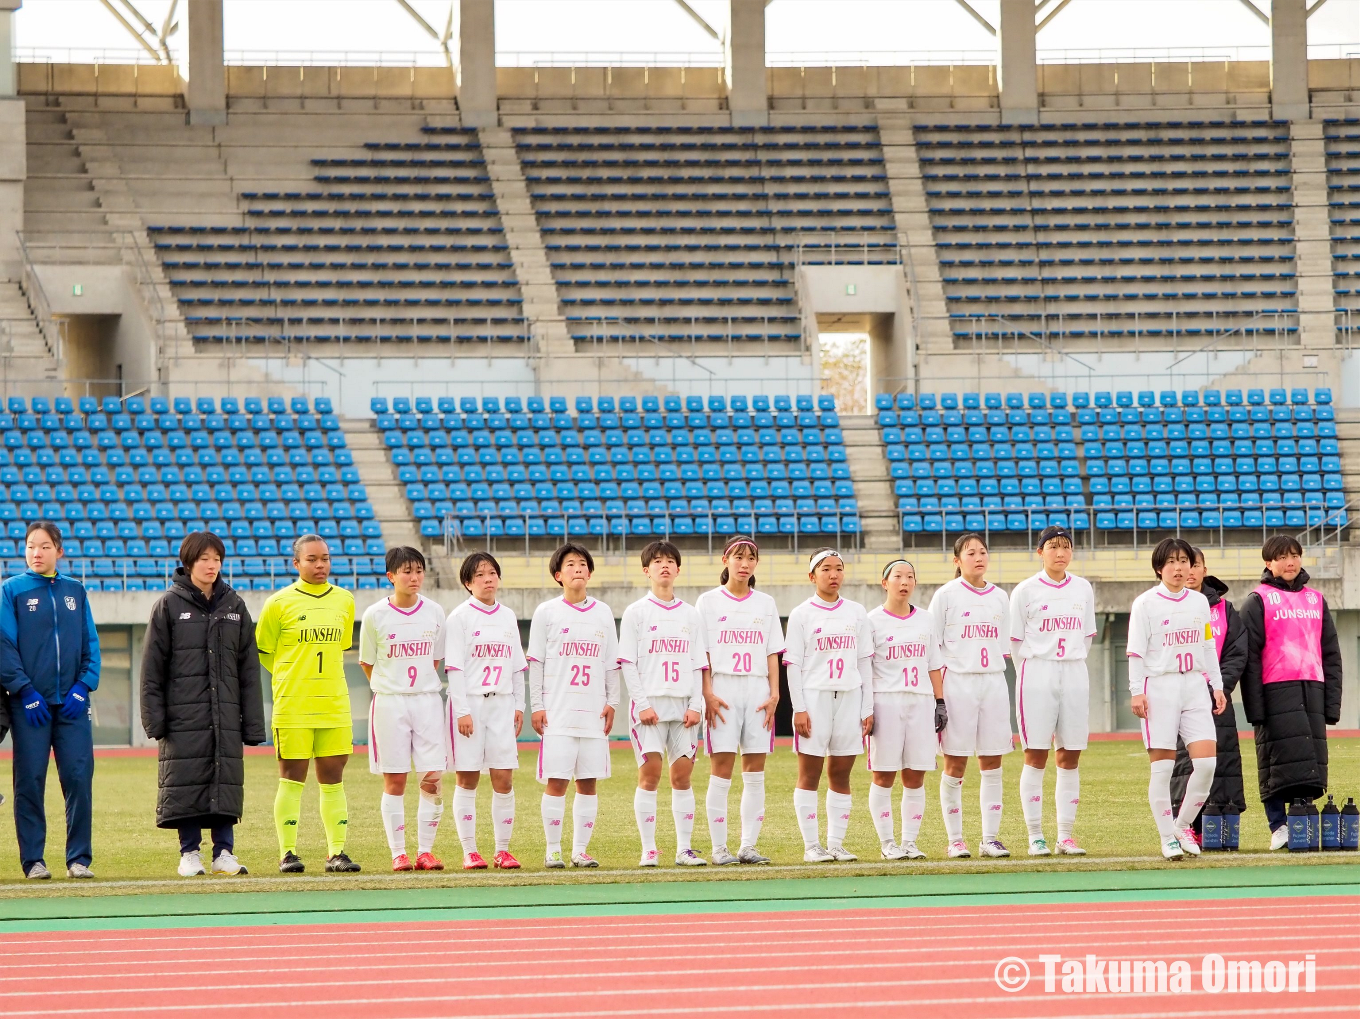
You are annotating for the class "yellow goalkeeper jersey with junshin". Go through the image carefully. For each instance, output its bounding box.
[256,580,356,728]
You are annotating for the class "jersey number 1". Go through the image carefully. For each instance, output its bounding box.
[316,650,324,674]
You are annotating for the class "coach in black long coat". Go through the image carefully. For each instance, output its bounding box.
[140,561,265,848]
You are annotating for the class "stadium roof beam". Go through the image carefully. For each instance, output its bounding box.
[393,0,454,69]
[672,0,720,41]
[727,0,767,126]
[187,0,225,126]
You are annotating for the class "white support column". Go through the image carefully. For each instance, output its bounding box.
[726,0,768,127]
[0,0,18,98]
[186,0,226,126]
[0,1,22,279]
[457,0,498,128]
[1272,0,1310,121]
[998,0,1038,125]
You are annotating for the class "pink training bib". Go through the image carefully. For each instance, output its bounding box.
[1208,600,1228,658]
[1253,583,1324,685]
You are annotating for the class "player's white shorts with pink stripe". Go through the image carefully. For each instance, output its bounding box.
[368,691,447,775]
[940,671,1013,757]
[628,710,698,766]
[449,691,520,772]
[704,674,776,756]
[1140,672,1216,751]
[867,691,937,773]
[536,733,612,782]
[795,687,863,758]
[1015,658,1090,751]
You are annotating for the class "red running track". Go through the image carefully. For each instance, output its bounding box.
[0,897,1356,1019]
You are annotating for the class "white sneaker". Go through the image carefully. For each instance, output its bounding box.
[979,839,1011,858]
[1270,826,1290,851]
[946,839,971,859]
[1175,826,1202,856]
[638,849,659,868]
[1161,836,1185,860]
[901,841,927,860]
[178,851,206,877]
[826,844,858,862]
[544,849,566,869]
[803,843,835,863]
[675,849,708,867]
[880,840,908,860]
[711,845,739,866]
[1027,837,1051,856]
[211,852,247,876]
[1055,838,1086,856]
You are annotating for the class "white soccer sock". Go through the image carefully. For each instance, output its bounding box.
[491,791,515,852]
[1176,757,1217,830]
[793,787,820,849]
[980,767,1004,842]
[541,793,566,853]
[452,786,477,852]
[380,792,406,858]
[634,787,658,855]
[1055,767,1079,842]
[940,773,964,842]
[572,793,598,856]
[1148,759,1176,840]
[672,788,696,854]
[417,790,444,855]
[901,786,926,845]
[740,772,766,850]
[706,776,732,851]
[868,784,895,844]
[826,790,852,850]
[1019,765,1046,840]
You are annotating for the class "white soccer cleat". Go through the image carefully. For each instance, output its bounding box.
[901,841,927,860]
[880,840,909,861]
[826,844,858,862]
[979,839,1011,858]
[1027,837,1052,857]
[1055,838,1087,856]
[211,852,247,875]
[1270,826,1290,851]
[571,852,599,868]
[737,845,770,865]
[675,849,708,867]
[544,850,566,869]
[1175,826,1202,856]
[638,849,659,868]
[1161,837,1185,860]
[946,840,971,859]
[710,845,739,866]
[803,843,835,863]
[178,851,206,877]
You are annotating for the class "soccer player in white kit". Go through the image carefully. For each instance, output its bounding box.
[445,552,527,871]
[928,532,1013,860]
[1009,525,1097,858]
[1128,537,1227,860]
[359,547,448,872]
[697,536,784,866]
[784,547,874,863]
[867,559,946,861]
[619,541,709,867]
[528,543,621,869]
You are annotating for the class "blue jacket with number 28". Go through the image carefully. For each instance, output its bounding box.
[0,570,101,706]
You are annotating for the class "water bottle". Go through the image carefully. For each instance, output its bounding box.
[1341,798,1360,851]
[1200,804,1222,851]
[1287,799,1310,852]
[1306,799,1321,851]
[1222,808,1240,851]
[1321,795,1341,851]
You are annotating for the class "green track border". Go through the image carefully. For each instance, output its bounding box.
[4,865,1359,933]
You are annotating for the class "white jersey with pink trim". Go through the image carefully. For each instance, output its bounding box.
[783,595,874,692]
[1007,571,1097,662]
[927,578,1011,675]
[444,598,528,716]
[695,586,785,681]
[527,595,620,739]
[1126,584,1222,686]
[358,596,446,695]
[866,604,943,695]
[617,594,708,713]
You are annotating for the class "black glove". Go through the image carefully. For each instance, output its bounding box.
[934,698,948,733]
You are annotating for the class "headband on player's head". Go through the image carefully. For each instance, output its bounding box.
[1037,525,1074,550]
[808,548,843,572]
[881,558,913,580]
[723,537,759,557]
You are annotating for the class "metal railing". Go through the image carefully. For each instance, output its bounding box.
[61,555,374,593]
[16,233,66,362]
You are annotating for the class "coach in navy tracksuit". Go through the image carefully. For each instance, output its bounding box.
[0,521,101,879]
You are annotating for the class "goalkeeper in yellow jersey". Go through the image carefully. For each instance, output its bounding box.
[256,534,359,873]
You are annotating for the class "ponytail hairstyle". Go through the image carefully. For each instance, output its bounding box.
[719,535,759,588]
[952,531,988,579]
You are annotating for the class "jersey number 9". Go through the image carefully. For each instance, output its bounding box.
[407,665,418,687]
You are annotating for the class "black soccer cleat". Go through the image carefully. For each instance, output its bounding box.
[278,851,305,874]
[325,852,361,873]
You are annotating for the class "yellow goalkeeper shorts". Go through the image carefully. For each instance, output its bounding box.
[273,725,354,761]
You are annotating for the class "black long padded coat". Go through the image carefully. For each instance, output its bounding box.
[140,570,266,828]
[1170,575,1248,815]
[1238,568,1344,803]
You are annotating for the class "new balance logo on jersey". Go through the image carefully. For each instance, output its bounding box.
[883,642,928,660]
[561,641,601,657]
[647,637,690,654]
[1038,616,1083,632]
[961,623,999,638]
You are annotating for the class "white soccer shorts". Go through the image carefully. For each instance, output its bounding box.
[368,692,447,775]
[449,692,521,773]
[1140,672,1217,751]
[794,687,864,758]
[1015,659,1090,752]
[628,712,699,766]
[535,733,612,782]
[866,691,938,773]
[704,674,777,756]
[940,671,1014,757]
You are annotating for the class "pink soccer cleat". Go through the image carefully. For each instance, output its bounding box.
[391,853,414,872]
[415,852,444,871]
[463,850,489,870]
[492,850,520,870]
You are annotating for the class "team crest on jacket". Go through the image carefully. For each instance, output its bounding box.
[64,596,76,611]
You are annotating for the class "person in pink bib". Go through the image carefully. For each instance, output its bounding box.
[1239,535,1343,849]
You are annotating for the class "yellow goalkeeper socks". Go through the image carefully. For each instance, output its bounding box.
[318,782,349,857]
[274,779,304,856]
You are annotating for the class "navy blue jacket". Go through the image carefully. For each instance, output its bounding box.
[0,571,101,705]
